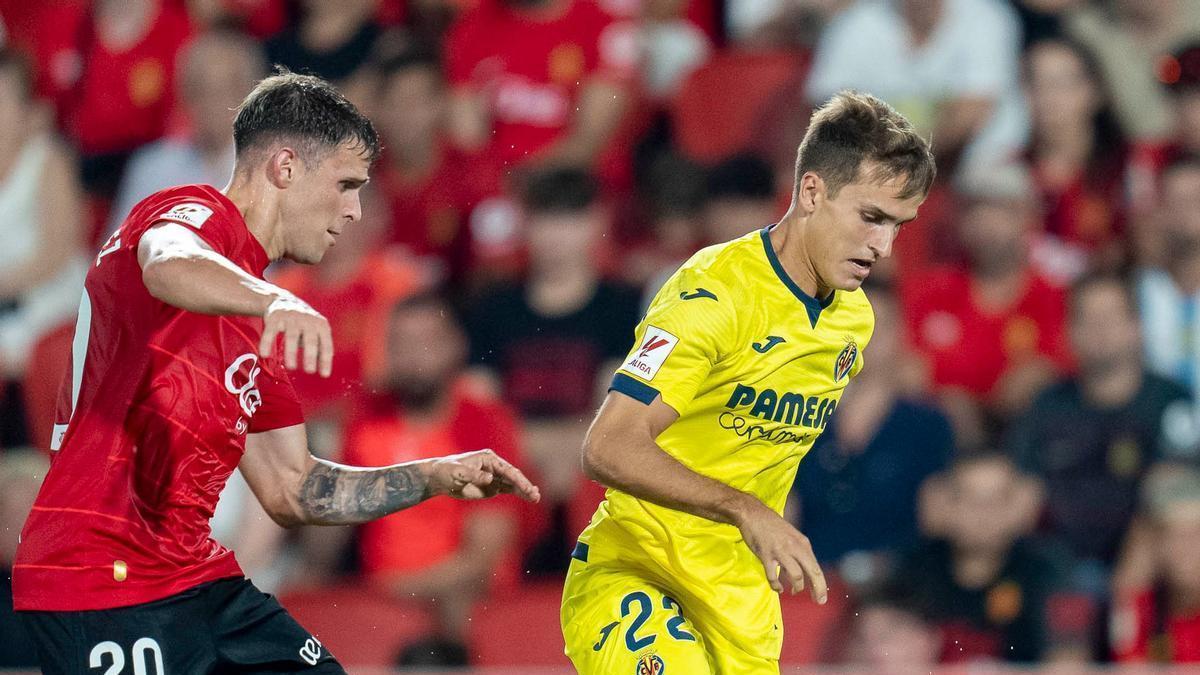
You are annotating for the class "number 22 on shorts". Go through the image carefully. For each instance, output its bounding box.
[593,591,696,653]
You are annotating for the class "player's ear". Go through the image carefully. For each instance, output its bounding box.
[266,147,299,189]
[797,171,823,215]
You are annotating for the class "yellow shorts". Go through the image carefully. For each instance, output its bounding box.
[561,554,779,675]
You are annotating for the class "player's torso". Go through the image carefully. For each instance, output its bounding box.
[14,186,276,610]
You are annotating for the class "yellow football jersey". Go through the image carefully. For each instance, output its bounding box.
[563,226,874,670]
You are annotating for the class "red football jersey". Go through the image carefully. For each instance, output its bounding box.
[12,184,304,611]
[444,0,637,169]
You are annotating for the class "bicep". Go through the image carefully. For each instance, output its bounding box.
[241,423,315,526]
[589,390,679,448]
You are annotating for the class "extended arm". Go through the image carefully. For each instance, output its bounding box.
[583,391,827,602]
[137,223,333,375]
[241,423,539,527]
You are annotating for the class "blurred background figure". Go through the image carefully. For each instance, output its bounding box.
[1006,274,1194,600]
[1137,155,1200,403]
[901,163,1071,450]
[901,453,1088,664]
[264,0,382,88]
[343,293,529,666]
[700,152,780,246]
[1066,0,1200,142]
[0,449,48,669]
[842,582,942,673]
[792,287,953,582]
[806,0,1028,177]
[107,25,267,235]
[369,47,502,291]
[0,48,88,449]
[444,0,638,178]
[1111,464,1200,663]
[1022,37,1130,277]
[466,167,640,576]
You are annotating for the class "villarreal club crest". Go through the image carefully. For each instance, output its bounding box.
[834,339,858,382]
[637,653,665,675]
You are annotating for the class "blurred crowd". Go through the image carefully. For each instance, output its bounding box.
[3,0,1200,670]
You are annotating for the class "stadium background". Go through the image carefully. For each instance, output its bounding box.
[4,0,1200,671]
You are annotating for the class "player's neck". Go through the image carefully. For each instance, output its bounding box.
[770,215,831,300]
[223,176,286,261]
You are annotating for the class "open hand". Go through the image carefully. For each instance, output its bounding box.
[426,449,541,503]
[737,500,827,604]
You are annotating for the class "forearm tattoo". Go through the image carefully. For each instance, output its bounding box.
[298,460,430,525]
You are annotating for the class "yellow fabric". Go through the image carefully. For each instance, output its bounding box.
[562,227,874,669]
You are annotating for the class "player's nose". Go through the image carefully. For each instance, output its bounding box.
[344,193,362,223]
[868,227,896,259]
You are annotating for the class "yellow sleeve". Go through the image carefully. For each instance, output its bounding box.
[610,269,737,415]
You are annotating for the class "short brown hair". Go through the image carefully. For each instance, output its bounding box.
[795,91,935,200]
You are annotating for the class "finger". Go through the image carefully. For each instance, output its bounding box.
[761,557,783,593]
[481,455,540,502]
[778,556,806,596]
[259,321,281,357]
[284,324,300,370]
[301,328,318,374]
[796,547,827,605]
[318,323,334,378]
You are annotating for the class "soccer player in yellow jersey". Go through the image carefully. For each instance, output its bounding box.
[560,91,937,674]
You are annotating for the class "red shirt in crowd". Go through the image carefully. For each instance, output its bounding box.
[343,381,529,585]
[1113,589,1200,663]
[375,144,502,280]
[444,0,637,169]
[19,0,191,155]
[273,250,423,419]
[1032,159,1127,253]
[13,185,303,611]
[901,267,1072,397]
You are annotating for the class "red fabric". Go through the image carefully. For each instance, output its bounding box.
[671,50,808,163]
[444,0,637,169]
[22,322,75,451]
[1113,590,1200,663]
[12,185,304,611]
[900,266,1071,397]
[1031,158,1127,252]
[343,382,527,583]
[273,251,423,419]
[375,144,502,275]
[24,0,192,155]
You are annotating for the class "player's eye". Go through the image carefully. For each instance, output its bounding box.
[861,212,883,224]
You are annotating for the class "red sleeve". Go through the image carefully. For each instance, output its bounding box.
[247,356,305,433]
[148,198,240,257]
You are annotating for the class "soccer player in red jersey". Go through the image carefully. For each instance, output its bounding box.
[11,71,540,674]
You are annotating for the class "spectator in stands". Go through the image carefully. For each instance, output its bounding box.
[264,0,382,85]
[1066,0,1200,142]
[902,163,1071,450]
[344,293,527,661]
[624,152,706,297]
[108,26,266,235]
[1111,464,1200,662]
[22,0,193,202]
[806,0,1028,177]
[0,48,88,448]
[1007,274,1194,596]
[1137,155,1200,402]
[370,48,502,288]
[793,288,953,576]
[637,0,710,102]
[701,153,781,245]
[1128,41,1200,228]
[0,449,48,669]
[903,453,1088,663]
[466,167,640,574]
[444,0,638,174]
[843,582,941,670]
[1023,37,1131,277]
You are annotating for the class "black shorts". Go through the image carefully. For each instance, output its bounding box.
[19,577,344,675]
